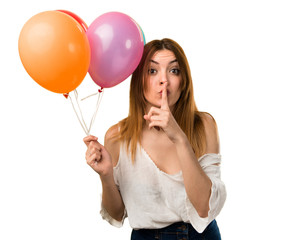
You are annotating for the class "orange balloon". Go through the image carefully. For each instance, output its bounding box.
[18,11,90,94]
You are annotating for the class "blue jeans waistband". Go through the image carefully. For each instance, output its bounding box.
[131,220,221,240]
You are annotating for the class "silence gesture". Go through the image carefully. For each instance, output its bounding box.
[143,82,186,144]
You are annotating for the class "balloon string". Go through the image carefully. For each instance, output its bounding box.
[80,92,99,101]
[74,89,89,134]
[88,88,104,134]
[68,93,88,135]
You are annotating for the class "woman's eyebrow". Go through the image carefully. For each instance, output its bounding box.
[169,59,178,65]
[150,60,159,64]
[149,59,178,64]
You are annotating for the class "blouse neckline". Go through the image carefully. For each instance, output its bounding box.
[139,144,183,177]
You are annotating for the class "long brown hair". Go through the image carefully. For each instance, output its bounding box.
[112,38,211,161]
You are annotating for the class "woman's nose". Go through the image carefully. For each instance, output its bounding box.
[160,73,168,85]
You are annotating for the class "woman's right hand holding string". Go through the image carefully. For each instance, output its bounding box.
[83,135,113,180]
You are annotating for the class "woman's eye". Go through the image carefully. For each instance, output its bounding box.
[148,68,157,74]
[170,68,180,75]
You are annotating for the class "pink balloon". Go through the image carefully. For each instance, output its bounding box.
[87,12,144,88]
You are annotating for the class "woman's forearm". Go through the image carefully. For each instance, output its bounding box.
[175,137,212,218]
[100,175,125,221]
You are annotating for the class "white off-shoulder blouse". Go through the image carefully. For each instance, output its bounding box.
[100,143,226,233]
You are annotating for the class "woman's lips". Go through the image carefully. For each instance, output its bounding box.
[159,90,170,96]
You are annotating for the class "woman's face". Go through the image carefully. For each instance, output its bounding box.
[144,49,182,110]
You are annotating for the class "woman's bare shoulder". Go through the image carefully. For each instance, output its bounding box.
[104,124,120,167]
[200,112,220,154]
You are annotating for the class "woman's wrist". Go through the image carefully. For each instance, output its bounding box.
[100,172,115,186]
[173,131,188,145]
[174,133,196,158]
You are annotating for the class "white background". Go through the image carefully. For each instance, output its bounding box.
[1,0,280,239]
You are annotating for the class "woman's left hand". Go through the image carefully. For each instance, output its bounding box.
[144,83,187,144]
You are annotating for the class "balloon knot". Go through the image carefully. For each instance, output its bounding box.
[98,87,103,93]
[63,93,69,99]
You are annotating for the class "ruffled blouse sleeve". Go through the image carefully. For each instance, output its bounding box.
[100,202,127,228]
[185,153,227,233]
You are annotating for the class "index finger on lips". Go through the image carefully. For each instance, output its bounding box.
[161,82,169,110]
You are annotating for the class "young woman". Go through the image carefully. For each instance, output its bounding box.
[83,38,226,240]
